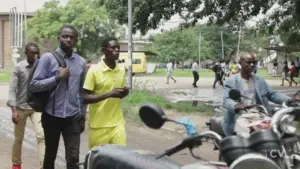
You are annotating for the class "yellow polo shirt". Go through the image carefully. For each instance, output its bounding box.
[83,60,126,128]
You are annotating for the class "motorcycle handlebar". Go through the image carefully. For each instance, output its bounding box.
[156,131,222,159]
[245,104,270,116]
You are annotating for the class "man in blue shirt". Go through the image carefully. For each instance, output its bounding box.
[30,25,87,169]
[222,52,289,136]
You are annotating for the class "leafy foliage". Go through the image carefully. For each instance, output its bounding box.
[148,25,268,62]
[97,0,300,46]
[27,0,123,58]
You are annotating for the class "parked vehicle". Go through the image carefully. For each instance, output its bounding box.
[207,88,300,169]
[78,102,300,169]
[206,88,273,138]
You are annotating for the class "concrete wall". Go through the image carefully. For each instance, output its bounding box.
[119,40,152,51]
[0,15,11,68]
[3,19,12,68]
[267,54,298,74]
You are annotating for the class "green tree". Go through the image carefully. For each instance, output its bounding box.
[97,0,299,46]
[27,0,123,58]
[148,25,268,62]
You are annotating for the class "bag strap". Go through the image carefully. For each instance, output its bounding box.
[50,51,66,68]
[49,51,67,115]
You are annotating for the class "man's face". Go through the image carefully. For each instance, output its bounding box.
[26,46,39,64]
[104,40,120,61]
[240,54,257,74]
[58,28,77,50]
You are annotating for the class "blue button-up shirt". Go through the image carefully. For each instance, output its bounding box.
[30,47,87,118]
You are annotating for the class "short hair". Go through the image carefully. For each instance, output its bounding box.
[237,52,255,63]
[101,36,118,50]
[291,61,295,65]
[58,25,79,37]
[25,42,39,53]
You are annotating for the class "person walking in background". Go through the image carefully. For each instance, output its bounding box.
[87,60,92,69]
[83,37,129,149]
[220,59,226,79]
[231,61,240,75]
[281,61,291,86]
[30,25,87,169]
[253,62,258,74]
[212,61,223,88]
[7,43,45,169]
[272,59,278,77]
[223,60,230,80]
[290,61,298,86]
[192,61,200,87]
[296,57,300,76]
[166,60,176,84]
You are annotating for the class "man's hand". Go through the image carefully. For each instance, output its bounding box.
[12,111,20,124]
[120,87,130,99]
[108,88,127,98]
[56,67,70,80]
[234,103,248,112]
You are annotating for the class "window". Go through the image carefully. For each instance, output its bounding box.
[132,59,141,64]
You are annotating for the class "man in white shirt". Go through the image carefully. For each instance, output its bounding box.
[192,61,200,87]
[166,61,176,84]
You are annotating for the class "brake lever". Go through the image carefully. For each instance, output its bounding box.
[189,148,202,160]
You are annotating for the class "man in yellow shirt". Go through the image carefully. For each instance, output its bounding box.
[83,37,129,149]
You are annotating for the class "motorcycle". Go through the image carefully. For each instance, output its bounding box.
[77,103,298,169]
[206,88,273,138]
[208,88,300,169]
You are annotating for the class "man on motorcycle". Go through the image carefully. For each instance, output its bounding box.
[222,52,291,136]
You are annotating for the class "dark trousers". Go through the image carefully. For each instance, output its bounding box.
[41,112,81,169]
[213,74,223,88]
[192,71,199,85]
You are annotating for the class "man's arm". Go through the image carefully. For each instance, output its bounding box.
[7,65,19,112]
[264,80,290,104]
[82,68,111,104]
[30,53,58,92]
[223,78,239,114]
[79,60,88,115]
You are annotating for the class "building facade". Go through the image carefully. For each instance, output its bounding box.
[0,12,32,68]
[119,40,152,52]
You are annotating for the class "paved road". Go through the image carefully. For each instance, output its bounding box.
[132,76,299,106]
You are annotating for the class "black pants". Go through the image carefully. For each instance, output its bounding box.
[213,74,223,88]
[192,71,199,85]
[41,112,81,169]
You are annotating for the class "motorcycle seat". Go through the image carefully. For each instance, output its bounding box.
[87,144,181,169]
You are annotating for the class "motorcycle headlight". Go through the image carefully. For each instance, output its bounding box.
[280,114,297,134]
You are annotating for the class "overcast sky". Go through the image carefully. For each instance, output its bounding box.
[1,0,278,37]
[1,0,182,36]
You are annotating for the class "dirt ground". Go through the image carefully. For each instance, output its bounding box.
[0,106,218,169]
[0,76,296,168]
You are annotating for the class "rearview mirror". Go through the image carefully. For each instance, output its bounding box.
[139,104,167,129]
[229,89,241,100]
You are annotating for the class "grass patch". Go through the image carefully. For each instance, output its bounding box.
[121,80,214,123]
[0,69,11,83]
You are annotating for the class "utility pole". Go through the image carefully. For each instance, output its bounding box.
[127,0,133,90]
[24,0,27,44]
[236,25,242,58]
[198,32,201,64]
[221,31,224,59]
